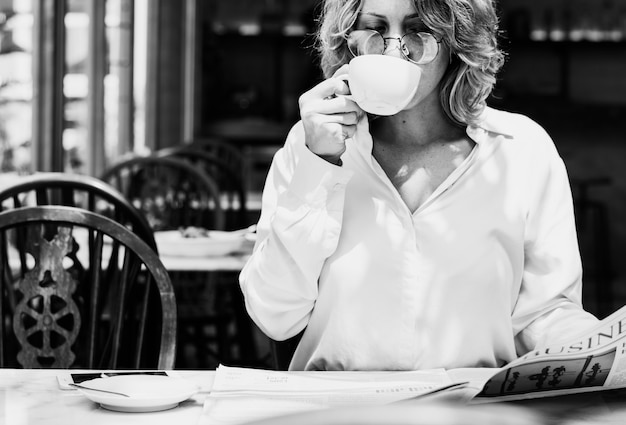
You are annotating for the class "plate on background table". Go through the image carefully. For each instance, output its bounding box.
[74,375,198,412]
[154,228,254,257]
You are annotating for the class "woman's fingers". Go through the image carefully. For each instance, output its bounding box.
[340,122,357,139]
[300,76,351,105]
[298,70,363,160]
[316,110,359,126]
[303,95,360,117]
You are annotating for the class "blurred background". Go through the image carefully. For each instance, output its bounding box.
[0,0,625,319]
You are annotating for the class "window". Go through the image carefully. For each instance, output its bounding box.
[0,0,32,175]
[0,0,149,176]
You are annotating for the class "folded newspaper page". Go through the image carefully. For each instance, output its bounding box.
[473,304,626,402]
[199,365,460,425]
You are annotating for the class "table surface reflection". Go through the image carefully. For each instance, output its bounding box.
[0,369,215,425]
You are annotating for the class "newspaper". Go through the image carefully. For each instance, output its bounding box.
[473,304,626,402]
[199,366,459,425]
[200,306,626,423]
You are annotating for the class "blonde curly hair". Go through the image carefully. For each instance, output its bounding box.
[314,0,505,126]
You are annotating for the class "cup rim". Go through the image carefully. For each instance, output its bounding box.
[349,54,417,66]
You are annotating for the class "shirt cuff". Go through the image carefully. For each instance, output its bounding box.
[288,146,353,210]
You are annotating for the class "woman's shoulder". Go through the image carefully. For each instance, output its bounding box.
[476,107,549,140]
[476,107,559,156]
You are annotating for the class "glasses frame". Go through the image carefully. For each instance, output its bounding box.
[346,29,442,65]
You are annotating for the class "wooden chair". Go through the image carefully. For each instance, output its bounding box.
[188,138,246,181]
[0,173,160,362]
[155,146,250,230]
[100,155,225,231]
[101,155,251,368]
[187,138,254,217]
[0,172,156,250]
[153,148,263,366]
[0,206,176,369]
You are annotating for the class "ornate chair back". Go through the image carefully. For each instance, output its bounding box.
[0,206,176,369]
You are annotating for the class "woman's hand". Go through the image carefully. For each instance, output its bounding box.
[299,65,362,164]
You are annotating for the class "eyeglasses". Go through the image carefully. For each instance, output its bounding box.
[346,29,441,65]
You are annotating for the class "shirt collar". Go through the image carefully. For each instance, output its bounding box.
[467,107,515,141]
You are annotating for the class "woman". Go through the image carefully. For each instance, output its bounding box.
[239,0,599,371]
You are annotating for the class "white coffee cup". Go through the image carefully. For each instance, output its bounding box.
[347,55,421,116]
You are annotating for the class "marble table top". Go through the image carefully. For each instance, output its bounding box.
[5,368,626,425]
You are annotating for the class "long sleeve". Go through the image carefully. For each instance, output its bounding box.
[512,119,598,354]
[239,122,353,341]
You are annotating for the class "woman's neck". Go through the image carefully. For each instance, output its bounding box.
[370,101,464,148]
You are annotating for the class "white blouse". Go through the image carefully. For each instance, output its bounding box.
[239,107,599,371]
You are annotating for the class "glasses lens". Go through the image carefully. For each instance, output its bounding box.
[402,32,439,64]
[347,30,384,57]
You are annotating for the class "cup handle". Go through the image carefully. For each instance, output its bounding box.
[336,73,350,89]
[330,74,352,101]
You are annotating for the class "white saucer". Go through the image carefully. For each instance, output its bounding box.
[76,375,198,413]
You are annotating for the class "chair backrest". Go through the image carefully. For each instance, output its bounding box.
[189,138,245,177]
[155,146,249,230]
[100,155,225,231]
[0,172,156,250]
[0,206,176,369]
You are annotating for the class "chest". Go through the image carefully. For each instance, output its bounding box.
[373,141,475,213]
